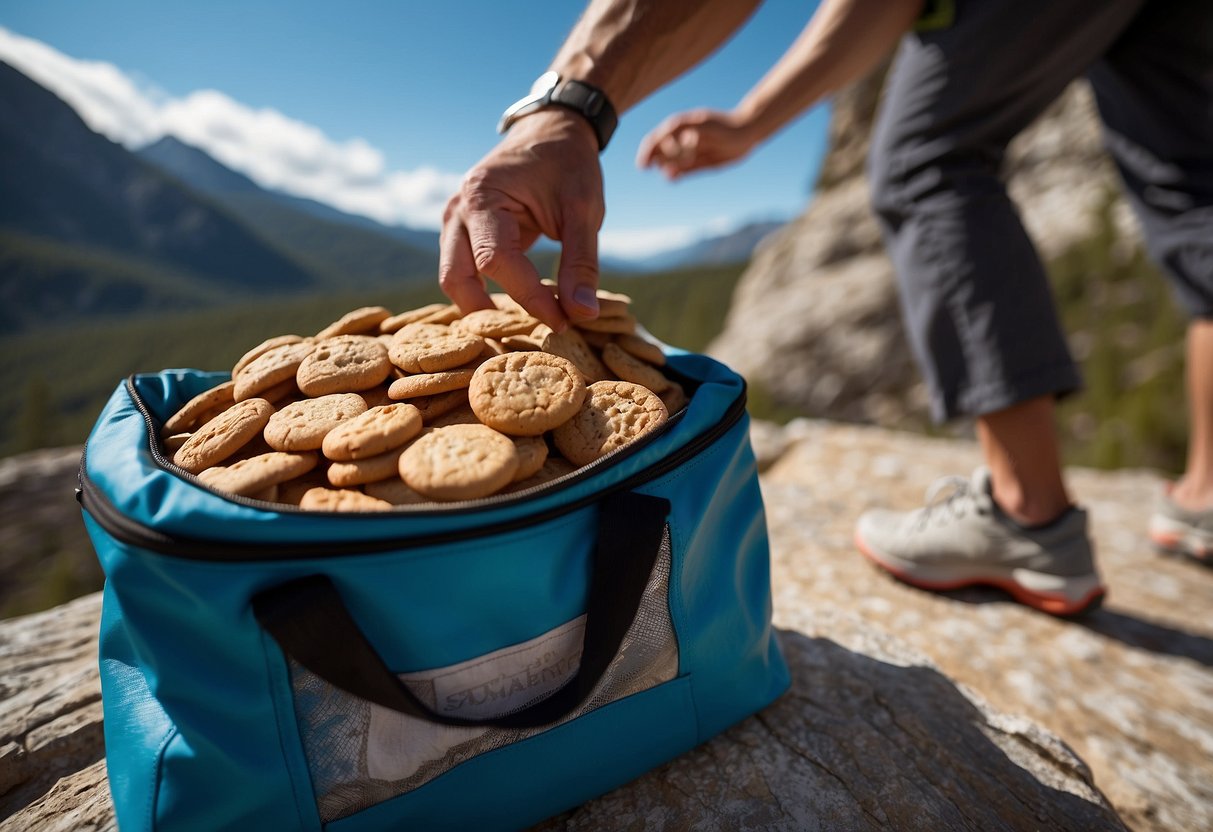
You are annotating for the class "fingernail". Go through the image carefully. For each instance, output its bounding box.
[573,285,599,314]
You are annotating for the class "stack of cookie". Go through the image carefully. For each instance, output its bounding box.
[161,290,686,510]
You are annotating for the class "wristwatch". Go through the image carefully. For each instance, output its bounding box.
[497,71,618,152]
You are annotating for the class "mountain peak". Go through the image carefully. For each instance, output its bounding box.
[137,135,262,195]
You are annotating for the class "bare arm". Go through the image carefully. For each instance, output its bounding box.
[639,0,924,178]
[441,0,762,330]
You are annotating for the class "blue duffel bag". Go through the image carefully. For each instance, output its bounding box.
[78,349,790,831]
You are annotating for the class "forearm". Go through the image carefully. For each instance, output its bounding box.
[735,0,924,144]
[550,0,764,112]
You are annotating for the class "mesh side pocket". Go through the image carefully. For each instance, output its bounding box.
[290,527,679,823]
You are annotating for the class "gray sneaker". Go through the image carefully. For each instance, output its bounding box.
[854,467,1106,615]
[1149,490,1213,563]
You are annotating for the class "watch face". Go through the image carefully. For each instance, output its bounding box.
[530,70,560,97]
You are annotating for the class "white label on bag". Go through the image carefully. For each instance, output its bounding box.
[366,615,586,782]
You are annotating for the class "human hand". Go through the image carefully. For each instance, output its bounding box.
[636,109,757,180]
[440,108,605,331]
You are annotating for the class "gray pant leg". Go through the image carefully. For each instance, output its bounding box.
[870,0,1146,421]
[1088,0,1213,318]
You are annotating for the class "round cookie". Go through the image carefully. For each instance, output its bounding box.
[264,394,368,452]
[232,335,306,377]
[297,335,392,396]
[299,487,393,512]
[388,369,475,400]
[277,469,333,506]
[615,333,666,367]
[537,325,611,383]
[553,381,669,466]
[234,341,316,401]
[364,477,428,505]
[601,342,671,393]
[388,323,483,373]
[511,435,548,482]
[412,389,470,422]
[659,382,690,414]
[468,352,587,436]
[316,306,392,339]
[505,454,578,493]
[198,451,318,498]
[399,423,519,501]
[379,303,453,333]
[327,445,407,487]
[321,403,422,461]
[576,314,637,335]
[163,380,235,435]
[456,308,541,339]
[173,398,275,474]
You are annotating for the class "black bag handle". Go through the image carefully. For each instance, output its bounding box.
[252,491,671,729]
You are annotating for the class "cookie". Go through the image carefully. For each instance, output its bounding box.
[388,369,475,400]
[511,435,548,482]
[316,306,392,339]
[659,382,690,414]
[424,405,481,429]
[536,325,611,383]
[412,388,470,422]
[327,445,407,487]
[173,398,275,474]
[388,323,483,373]
[399,423,519,501]
[553,381,669,466]
[500,333,545,352]
[299,487,393,512]
[321,403,422,461]
[468,352,587,436]
[575,314,637,335]
[233,341,316,401]
[616,333,666,367]
[359,385,396,410]
[163,380,236,435]
[263,394,368,452]
[232,335,306,377]
[379,303,454,333]
[364,477,428,505]
[277,469,333,506]
[456,308,541,339]
[602,342,671,392]
[590,289,633,319]
[163,432,192,453]
[197,451,318,498]
[505,454,578,493]
[297,335,392,396]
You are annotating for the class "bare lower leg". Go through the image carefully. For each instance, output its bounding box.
[1170,319,1213,510]
[977,395,1073,525]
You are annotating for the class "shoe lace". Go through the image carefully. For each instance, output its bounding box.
[914,475,972,529]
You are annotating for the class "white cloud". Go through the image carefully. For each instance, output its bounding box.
[598,215,735,260]
[0,26,459,229]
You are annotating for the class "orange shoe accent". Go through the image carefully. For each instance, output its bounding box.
[854,531,1106,617]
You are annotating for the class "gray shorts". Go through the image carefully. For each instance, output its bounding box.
[869,0,1213,421]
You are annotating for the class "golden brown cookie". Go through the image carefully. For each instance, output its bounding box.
[591,289,633,319]
[327,445,407,486]
[197,451,319,498]
[321,403,423,461]
[359,384,396,409]
[616,333,666,366]
[299,487,393,512]
[500,333,545,352]
[163,432,192,453]
[364,477,428,505]
[399,423,519,501]
[601,342,671,392]
[277,469,332,506]
[232,335,307,377]
[536,325,611,383]
[511,435,548,482]
[456,308,541,339]
[379,303,454,333]
[163,380,236,435]
[468,352,587,436]
[416,304,463,325]
[576,314,637,335]
[387,369,475,400]
[578,328,614,349]
[412,388,470,422]
[297,335,392,396]
[263,394,368,451]
[505,455,578,493]
[173,398,275,474]
[552,381,669,466]
[388,323,483,373]
[424,405,481,429]
[233,341,316,401]
[316,306,392,339]
[659,382,690,414]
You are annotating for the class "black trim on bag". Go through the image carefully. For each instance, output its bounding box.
[77,375,748,562]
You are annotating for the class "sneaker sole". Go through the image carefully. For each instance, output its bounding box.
[854,530,1106,617]
[1148,515,1213,563]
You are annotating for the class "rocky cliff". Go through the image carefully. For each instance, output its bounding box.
[4,426,1212,830]
[710,72,1141,429]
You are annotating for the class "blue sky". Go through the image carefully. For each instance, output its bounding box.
[0,0,829,259]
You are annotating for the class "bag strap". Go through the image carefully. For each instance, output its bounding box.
[252,490,671,729]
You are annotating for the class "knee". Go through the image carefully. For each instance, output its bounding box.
[867,129,1006,224]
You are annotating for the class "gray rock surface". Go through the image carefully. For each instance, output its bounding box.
[710,74,1139,427]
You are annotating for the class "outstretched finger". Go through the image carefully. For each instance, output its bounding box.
[439,209,493,315]
[467,207,567,330]
[556,212,600,321]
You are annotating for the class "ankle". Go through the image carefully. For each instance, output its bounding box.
[989,480,1071,527]
[1169,476,1213,511]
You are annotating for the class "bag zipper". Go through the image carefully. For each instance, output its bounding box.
[77,376,748,562]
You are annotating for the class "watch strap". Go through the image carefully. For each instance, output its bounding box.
[548,79,618,152]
